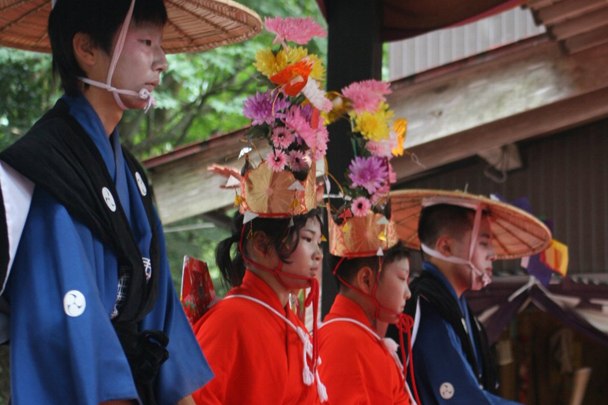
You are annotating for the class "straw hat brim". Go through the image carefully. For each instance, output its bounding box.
[390,189,552,260]
[0,0,262,54]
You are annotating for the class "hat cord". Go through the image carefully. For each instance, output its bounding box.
[420,203,491,290]
[77,0,156,113]
[237,223,324,386]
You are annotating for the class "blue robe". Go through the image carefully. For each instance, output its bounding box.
[5,95,213,404]
[411,263,520,404]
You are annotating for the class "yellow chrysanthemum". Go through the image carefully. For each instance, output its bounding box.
[254,48,288,78]
[282,46,308,65]
[351,103,394,141]
[254,46,325,83]
[322,92,348,124]
[306,53,325,82]
[392,118,407,157]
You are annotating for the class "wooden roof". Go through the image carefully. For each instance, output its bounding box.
[315,0,523,42]
[527,0,608,54]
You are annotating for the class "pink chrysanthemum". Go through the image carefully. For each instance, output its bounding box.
[264,17,327,45]
[365,139,393,158]
[351,196,371,217]
[284,106,316,149]
[371,182,390,205]
[271,127,295,149]
[341,80,391,113]
[266,149,287,172]
[348,156,388,195]
[388,164,397,184]
[243,91,275,125]
[314,126,329,161]
[288,150,311,172]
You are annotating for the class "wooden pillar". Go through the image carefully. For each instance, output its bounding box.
[322,0,383,316]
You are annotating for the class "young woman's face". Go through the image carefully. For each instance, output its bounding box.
[110,21,168,109]
[375,257,411,324]
[280,217,324,289]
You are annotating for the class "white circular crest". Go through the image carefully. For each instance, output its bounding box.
[439,382,455,400]
[63,290,86,317]
[135,172,147,196]
[102,187,117,212]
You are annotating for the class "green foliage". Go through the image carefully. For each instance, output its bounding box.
[0,49,58,150]
[163,217,231,297]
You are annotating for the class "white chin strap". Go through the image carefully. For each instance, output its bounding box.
[77,0,156,113]
[420,200,491,291]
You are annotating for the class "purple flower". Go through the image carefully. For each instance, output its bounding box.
[243,91,275,126]
[348,156,388,195]
[272,94,292,120]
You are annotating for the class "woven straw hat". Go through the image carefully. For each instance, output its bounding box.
[390,189,552,260]
[0,0,262,53]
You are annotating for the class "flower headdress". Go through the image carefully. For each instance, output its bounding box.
[324,79,407,257]
[230,17,330,220]
[212,19,331,402]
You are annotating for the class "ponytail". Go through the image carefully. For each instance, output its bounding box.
[215,214,246,287]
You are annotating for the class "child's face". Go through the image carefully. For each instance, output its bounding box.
[375,257,411,323]
[109,21,168,110]
[452,215,495,289]
[280,217,324,288]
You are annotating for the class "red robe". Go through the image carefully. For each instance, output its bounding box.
[192,271,322,404]
[318,295,411,404]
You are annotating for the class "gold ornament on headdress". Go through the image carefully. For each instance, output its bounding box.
[239,157,318,217]
[328,211,398,257]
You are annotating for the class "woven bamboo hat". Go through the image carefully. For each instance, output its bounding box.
[390,189,552,260]
[0,0,262,54]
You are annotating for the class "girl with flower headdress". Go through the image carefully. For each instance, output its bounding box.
[316,79,419,404]
[192,16,331,404]
[0,0,260,403]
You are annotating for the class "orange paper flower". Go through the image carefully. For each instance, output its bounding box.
[270,59,313,96]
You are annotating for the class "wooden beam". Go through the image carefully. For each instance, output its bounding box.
[389,37,608,152]
[550,6,608,40]
[537,0,607,26]
[526,0,559,10]
[564,25,608,54]
[147,132,268,224]
[392,86,608,181]
[525,0,557,11]
[146,38,608,225]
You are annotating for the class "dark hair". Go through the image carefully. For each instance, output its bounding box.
[216,209,323,287]
[333,241,409,290]
[418,204,487,248]
[48,0,168,95]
